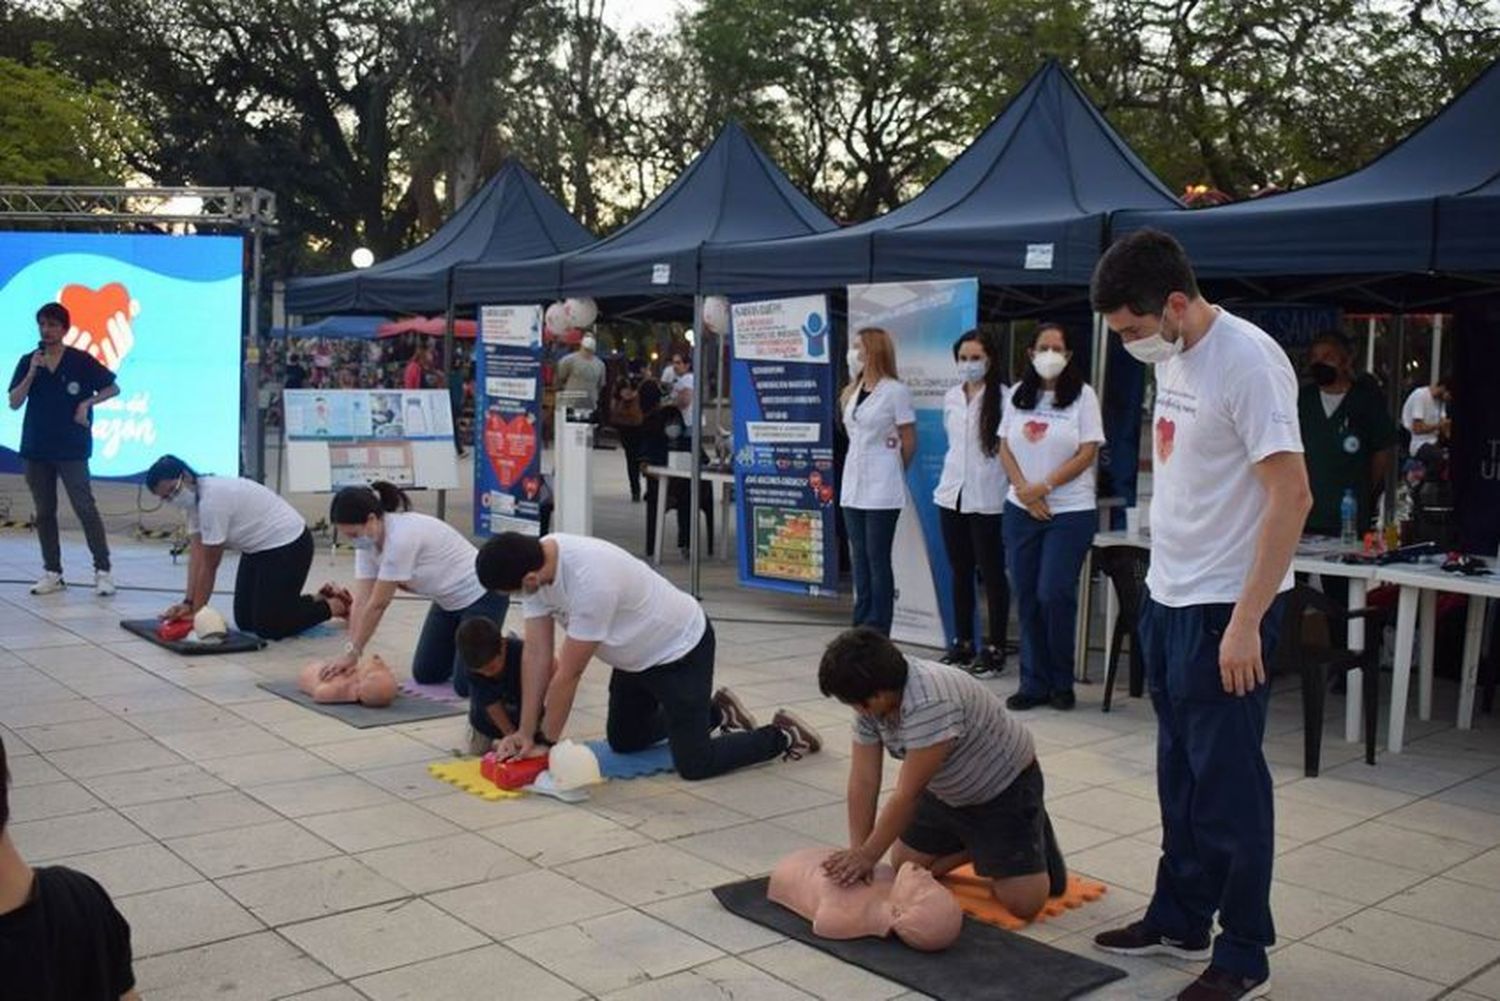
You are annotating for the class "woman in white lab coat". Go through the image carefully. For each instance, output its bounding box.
[933,329,1010,675]
[839,327,916,635]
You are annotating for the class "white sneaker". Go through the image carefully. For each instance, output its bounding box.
[30,571,65,595]
[94,571,116,597]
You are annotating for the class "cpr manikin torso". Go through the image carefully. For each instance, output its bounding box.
[768,847,963,951]
[298,655,398,707]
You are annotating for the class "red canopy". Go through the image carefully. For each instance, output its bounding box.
[375,316,478,339]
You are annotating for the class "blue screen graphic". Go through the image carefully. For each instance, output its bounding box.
[0,232,244,478]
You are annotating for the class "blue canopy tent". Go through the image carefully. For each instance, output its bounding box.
[700,60,1181,311]
[284,159,593,315]
[268,315,385,339]
[1114,56,1500,307]
[452,121,836,308]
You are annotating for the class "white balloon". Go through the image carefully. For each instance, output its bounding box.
[547,739,603,790]
[544,301,569,337]
[562,297,598,329]
[702,296,731,334]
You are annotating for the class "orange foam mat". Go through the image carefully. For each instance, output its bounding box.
[941,865,1108,930]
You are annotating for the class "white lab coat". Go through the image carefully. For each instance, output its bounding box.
[840,378,916,510]
[933,382,1008,514]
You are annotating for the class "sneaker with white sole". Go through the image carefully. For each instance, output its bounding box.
[1093,920,1212,961]
[712,687,759,734]
[94,571,116,597]
[30,571,65,595]
[771,709,822,760]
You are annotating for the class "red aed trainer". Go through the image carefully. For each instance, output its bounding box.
[157,618,194,642]
[480,750,550,790]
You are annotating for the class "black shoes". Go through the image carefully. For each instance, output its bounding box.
[1006,691,1051,711]
[940,641,975,667]
[1050,690,1076,711]
[1177,967,1271,1000]
[969,644,1006,677]
[1092,920,1212,961]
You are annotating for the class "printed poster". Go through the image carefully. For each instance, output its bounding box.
[730,294,838,595]
[475,305,544,536]
[847,279,978,649]
[283,388,453,489]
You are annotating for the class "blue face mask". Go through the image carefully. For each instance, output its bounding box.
[956,359,987,383]
[350,536,376,551]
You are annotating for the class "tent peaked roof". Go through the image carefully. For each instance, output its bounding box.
[453,121,836,304]
[701,59,1180,296]
[285,160,593,314]
[1116,55,1500,281]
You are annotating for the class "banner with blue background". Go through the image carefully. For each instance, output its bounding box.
[730,294,838,595]
[0,232,243,479]
[475,305,544,536]
[848,279,978,649]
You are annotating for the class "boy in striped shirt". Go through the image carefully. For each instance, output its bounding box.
[818,627,1066,919]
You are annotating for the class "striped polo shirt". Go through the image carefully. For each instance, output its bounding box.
[853,657,1035,806]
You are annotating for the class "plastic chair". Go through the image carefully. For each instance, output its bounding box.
[1277,584,1385,777]
[1094,546,1149,712]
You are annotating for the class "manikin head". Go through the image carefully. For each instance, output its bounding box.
[768,847,963,951]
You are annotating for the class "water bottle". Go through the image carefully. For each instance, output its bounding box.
[1340,489,1358,546]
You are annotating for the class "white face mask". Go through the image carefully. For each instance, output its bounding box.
[349,535,376,551]
[956,359,987,383]
[167,477,196,510]
[1031,350,1067,381]
[1122,314,1183,365]
[846,348,864,376]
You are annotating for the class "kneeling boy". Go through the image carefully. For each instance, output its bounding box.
[818,627,1065,919]
[456,618,528,754]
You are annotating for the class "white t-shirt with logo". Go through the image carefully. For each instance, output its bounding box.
[998,384,1104,515]
[933,382,1009,514]
[1147,309,1303,607]
[841,378,917,510]
[187,476,306,554]
[521,533,706,672]
[353,511,486,611]
[1400,385,1446,454]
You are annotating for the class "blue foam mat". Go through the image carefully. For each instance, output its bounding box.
[584,739,675,779]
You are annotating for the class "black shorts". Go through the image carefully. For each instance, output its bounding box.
[900,759,1049,878]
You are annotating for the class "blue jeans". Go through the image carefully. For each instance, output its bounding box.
[1002,503,1094,698]
[412,590,510,698]
[843,507,900,634]
[1140,595,1285,981]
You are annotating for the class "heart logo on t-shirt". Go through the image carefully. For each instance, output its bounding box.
[58,282,138,371]
[1022,420,1048,443]
[483,412,537,488]
[1156,417,1176,464]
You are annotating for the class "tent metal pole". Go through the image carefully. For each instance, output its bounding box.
[271,284,286,496]
[1431,313,1444,383]
[1365,316,1377,374]
[1091,312,1108,402]
[715,322,725,465]
[689,295,706,598]
[1386,313,1406,519]
[247,224,265,482]
[436,294,456,522]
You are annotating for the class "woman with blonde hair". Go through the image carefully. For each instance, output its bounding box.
[840,327,916,634]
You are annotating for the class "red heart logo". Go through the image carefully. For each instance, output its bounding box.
[1023,420,1048,443]
[483,412,537,488]
[817,484,834,504]
[1156,417,1176,464]
[59,282,136,371]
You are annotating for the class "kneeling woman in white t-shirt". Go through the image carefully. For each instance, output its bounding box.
[321,482,507,697]
[997,324,1104,712]
[147,455,347,639]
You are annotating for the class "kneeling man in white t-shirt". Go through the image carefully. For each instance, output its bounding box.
[476,532,821,778]
[1087,230,1312,1001]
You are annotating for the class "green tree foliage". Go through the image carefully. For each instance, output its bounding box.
[0,52,139,185]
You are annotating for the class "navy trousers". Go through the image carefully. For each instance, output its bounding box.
[843,507,900,635]
[1002,503,1094,698]
[1140,594,1285,981]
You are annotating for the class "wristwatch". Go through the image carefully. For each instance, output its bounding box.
[342,641,360,657]
[533,731,555,748]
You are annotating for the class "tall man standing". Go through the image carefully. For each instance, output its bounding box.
[8,303,119,596]
[1088,231,1311,1001]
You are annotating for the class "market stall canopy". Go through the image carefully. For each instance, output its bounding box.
[699,59,1180,298]
[268,315,386,340]
[375,317,478,338]
[452,121,835,305]
[285,160,593,315]
[1116,56,1500,286]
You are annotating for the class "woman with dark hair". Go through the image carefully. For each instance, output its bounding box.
[319,482,507,697]
[933,329,1010,674]
[146,454,346,639]
[840,327,917,635]
[998,323,1103,711]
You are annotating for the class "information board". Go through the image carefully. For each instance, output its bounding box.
[283,389,458,492]
[474,305,544,537]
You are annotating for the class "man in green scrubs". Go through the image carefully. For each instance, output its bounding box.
[1297,331,1396,538]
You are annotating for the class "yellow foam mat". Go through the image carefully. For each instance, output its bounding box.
[942,866,1109,930]
[426,758,523,801]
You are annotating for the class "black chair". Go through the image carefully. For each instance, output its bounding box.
[1095,545,1150,712]
[1277,584,1385,777]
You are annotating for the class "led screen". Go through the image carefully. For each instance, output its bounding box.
[0,231,244,478]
